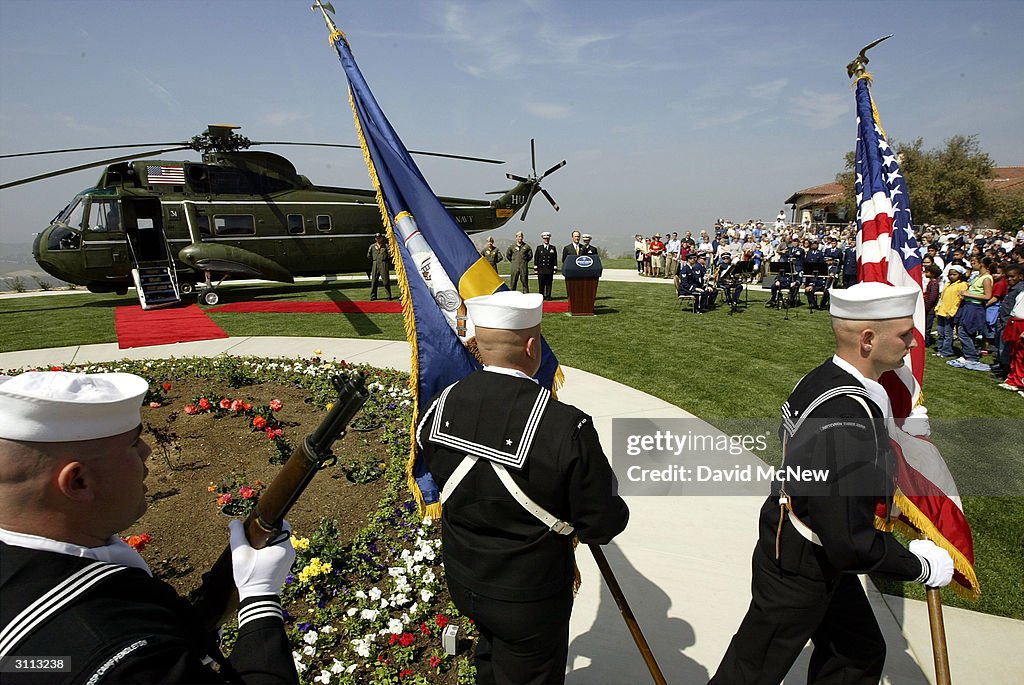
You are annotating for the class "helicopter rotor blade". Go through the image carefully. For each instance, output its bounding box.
[540,187,560,212]
[519,185,538,222]
[251,141,504,165]
[530,138,537,177]
[540,160,566,180]
[506,173,531,184]
[0,146,193,191]
[0,142,187,160]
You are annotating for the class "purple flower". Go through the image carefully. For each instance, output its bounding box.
[298,622,312,633]
[285,573,295,585]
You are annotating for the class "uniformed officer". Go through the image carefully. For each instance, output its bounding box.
[842,239,859,288]
[716,252,743,308]
[506,231,533,293]
[367,232,393,300]
[804,240,825,268]
[787,239,806,275]
[417,291,628,685]
[0,372,297,684]
[766,269,800,308]
[534,232,559,300]
[710,283,954,685]
[579,233,598,256]
[692,253,718,311]
[803,272,830,310]
[480,236,504,270]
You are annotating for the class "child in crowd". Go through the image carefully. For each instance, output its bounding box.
[935,265,968,358]
[923,264,942,346]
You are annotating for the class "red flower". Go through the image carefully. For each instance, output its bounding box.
[50,365,64,371]
[398,669,413,679]
[388,634,399,645]
[162,382,171,392]
[198,397,211,410]
[419,623,430,636]
[252,415,267,430]
[149,401,162,409]
[122,533,152,552]
[434,614,448,629]
[399,632,414,647]
[239,486,254,499]
[217,493,232,506]
[242,401,252,411]
[183,404,198,415]
[429,655,442,668]
[230,399,245,413]
[219,398,231,410]
[269,399,283,412]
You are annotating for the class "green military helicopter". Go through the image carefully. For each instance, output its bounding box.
[1,125,564,308]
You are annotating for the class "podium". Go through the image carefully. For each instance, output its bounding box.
[562,253,603,316]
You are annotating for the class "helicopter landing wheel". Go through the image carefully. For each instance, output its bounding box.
[179,282,194,295]
[200,289,220,306]
[115,288,128,296]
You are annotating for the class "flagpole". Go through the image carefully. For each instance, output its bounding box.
[927,588,952,685]
[588,544,667,685]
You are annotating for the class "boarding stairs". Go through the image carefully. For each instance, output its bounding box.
[125,227,181,310]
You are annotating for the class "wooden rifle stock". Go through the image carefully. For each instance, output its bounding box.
[190,372,369,632]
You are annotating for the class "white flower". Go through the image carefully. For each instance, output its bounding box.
[388,566,406,577]
[347,607,357,617]
[346,664,357,674]
[351,637,371,658]
[387,618,403,634]
[330,659,345,674]
[368,586,382,601]
[360,608,379,621]
[420,589,433,603]
[292,651,307,673]
[321,625,334,634]
[409,602,418,615]
[303,644,315,656]
[379,597,389,608]
[313,670,331,684]
[304,630,319,645]
[391,593,409,607]
[355,590,367,599]
[422,516,433,527]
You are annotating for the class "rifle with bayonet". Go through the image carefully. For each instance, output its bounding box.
[190,371,369,632]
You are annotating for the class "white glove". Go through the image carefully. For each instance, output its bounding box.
[229,519,296,600]
[903,405,931,438]
[909,539,954,588]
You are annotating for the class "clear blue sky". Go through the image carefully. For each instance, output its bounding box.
[1,0,1022,255]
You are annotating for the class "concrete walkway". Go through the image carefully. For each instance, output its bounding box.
[0,337,1019,684]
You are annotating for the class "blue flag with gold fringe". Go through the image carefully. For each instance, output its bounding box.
[323,17,561,516]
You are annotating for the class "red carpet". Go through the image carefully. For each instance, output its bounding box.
[115,305,229,349]
[209,300,571,314]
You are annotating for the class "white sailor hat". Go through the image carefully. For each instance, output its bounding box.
[828,282,919,320]
[582,233,592,240]
[466,291,543,330]
[0,371,149,442]
[541,231,552,238]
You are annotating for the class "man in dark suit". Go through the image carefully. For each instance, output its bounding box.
[561,230,583,262]
[418,291,628,685]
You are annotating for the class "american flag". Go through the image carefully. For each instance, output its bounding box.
[853,75,979,599]
[146,164,185,185]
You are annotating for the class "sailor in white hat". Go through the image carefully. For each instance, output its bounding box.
[579,233,598,256]
[417,290,628,684]
[0,371,298,682]
[711,281,953,684]
[534,231,559,300]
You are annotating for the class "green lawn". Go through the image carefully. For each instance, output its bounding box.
[1,279,1021,618]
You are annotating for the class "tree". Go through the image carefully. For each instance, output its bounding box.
[836,134,995,226]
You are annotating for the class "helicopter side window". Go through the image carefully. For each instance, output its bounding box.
[316,215,332,233]
[214,215,255,236]
[87,200,120,232]
[196,215,211,238]
[287,214,305,235]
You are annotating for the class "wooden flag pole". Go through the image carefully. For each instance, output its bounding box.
[588,544,667,685]
[926,587,952,685]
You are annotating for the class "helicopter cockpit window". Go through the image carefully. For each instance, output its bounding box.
[214,215,255,236]
[287,214,305,235]
[316,215,332,233]
[63,199,86,230]
[46,226,81,252]
[87,200,120,232]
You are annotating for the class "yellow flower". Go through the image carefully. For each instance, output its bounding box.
[326,402,334,411]
[292,536,310,552]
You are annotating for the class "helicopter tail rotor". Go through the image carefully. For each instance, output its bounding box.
[505,139,565,221]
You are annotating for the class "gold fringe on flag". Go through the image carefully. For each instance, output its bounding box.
[874,489,981,600]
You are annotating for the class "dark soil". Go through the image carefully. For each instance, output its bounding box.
[124,378,387,597]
